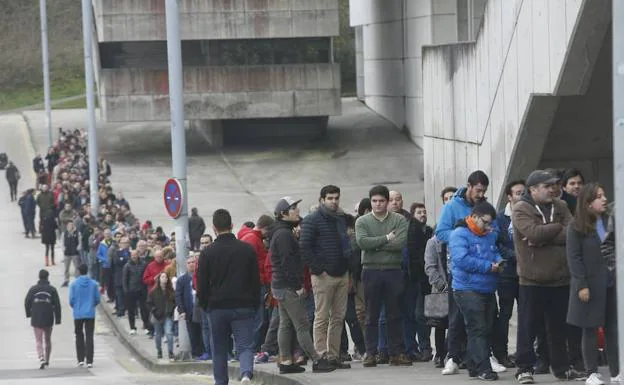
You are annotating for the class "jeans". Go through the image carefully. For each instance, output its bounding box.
[378,305,387,352]
[311,272,349,358]
[201,309,213,357]
[493,281,518,359]
[126,290,150,331]
[516,285,569,376]
[582,287,619,377]
[341,292,366,355]
[454,291,496,375]
[363,269,405,356]
[115,286,125,316]
[253,286,267,352]
[74,319,95,364]
[208,307,256,385]
[275,289,318,362]
[153,317,174,355]
[447,276,467,361]
[64,254,80,282]
[33,326,53,362]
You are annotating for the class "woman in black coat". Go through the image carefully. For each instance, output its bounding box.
[566,183,619,383]
[41,212,58,266]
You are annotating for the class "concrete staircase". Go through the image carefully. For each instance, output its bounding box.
[422,0,610,217]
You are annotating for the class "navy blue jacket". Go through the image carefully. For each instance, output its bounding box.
[113,248,130,287]
[496,211,518,284]
[175,273,195,319]
[19,194,36,219]
[300,206,351,277]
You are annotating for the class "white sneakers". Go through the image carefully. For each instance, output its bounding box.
[78,361,85,367]
[586,373,604,385]
[442,358,459,375]
[241,376,251,384]
[129,329,137,335]
[490,356,508,373]
[612,373,623,383]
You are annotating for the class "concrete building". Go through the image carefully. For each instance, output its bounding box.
[351,0,612,219]
[92,0,342,146]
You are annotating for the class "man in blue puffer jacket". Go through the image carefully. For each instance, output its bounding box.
[69,264,101,368]
[449,201,503,381]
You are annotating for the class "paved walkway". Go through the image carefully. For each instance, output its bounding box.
[0,114,214,385]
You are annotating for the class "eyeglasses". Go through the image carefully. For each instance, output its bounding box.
[478,217,492,227]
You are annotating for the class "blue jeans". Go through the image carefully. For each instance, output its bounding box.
[201,309,213,357]
[253,286,267,352]
[454,291,496,375]
[115,286,125,316]
[378,305,387,352]
[208,307,255,385]
[153,317,174,354]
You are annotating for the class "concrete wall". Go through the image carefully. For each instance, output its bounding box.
[99,63,341,121]
[93,0,339,42]
[350,0,458,148]
[421,0,611,219]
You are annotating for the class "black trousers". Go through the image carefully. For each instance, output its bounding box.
[187,320,203,357]
[8,181,17,200]
[516,285,569,376]
[126,290,150,331]
[74,318,95,364]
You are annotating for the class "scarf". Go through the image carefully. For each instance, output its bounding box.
[466,216,488,237]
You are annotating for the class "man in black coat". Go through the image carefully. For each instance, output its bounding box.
[24,269,61,369]
[19,189,37,238]
[197,209,261,385]
[5,161,20,201]
[188,207,206,251]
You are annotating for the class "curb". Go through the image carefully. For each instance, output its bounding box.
[20,111,40,156]
[98,302,317,385]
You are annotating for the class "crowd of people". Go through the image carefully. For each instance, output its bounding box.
[13,127,620,385]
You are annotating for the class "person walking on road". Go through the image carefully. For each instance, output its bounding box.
[188,207,206,251]
[197,209,261,385]
[19,189,37,238]
[69,264,101,368]
[5,161,20,201]
[24,269,61,369]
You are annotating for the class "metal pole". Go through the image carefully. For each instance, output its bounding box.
[81,0,99,217]
[165,0,189,277]
[613,0,624,375]
[39,0,52,147]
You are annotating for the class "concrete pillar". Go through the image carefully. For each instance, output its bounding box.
[190,120,223,148]
[456,0,486,41]
[355,26,365,101]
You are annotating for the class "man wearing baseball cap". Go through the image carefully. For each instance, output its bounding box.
[269,196,335,374]
[512,170,582,384]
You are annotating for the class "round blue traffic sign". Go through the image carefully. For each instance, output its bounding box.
[164,178,183,218]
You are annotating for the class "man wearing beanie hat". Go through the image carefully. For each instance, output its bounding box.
[512,170,583,383]
[25,269,61,369]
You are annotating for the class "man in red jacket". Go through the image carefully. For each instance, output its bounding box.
[142,249,166,291]
[240,215,274,352]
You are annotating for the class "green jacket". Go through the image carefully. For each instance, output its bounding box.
[355,212,408,270]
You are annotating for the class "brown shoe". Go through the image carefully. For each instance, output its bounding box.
[390,354,413,366]
[363,354,377,367]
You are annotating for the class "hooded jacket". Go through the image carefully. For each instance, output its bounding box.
[300,205,351,277]
[240,228,270,285]
[512,194,571,286]
[97,239,112,269]
[269,220,304,291]
[25,279,61,328]
[69,275,101,319]
[449,219,502,294]
[435,187,475,243]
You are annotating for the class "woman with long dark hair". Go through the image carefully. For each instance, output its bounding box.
[147,272,176,361]
[566,182,619,384]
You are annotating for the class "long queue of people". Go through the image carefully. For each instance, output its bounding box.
[11,128,619,385]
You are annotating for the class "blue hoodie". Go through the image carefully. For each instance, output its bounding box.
[97,240,112,268]
[69,275,101,319]
[449,221,502,294]
[435,187,499,243]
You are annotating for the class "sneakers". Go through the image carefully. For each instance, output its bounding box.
[442,358,459,375]
[496,355,516,368]
[78,361,85,367]
[312,357,337,373]
[611,373,623,383]
[129,329,137,335]
[168,351,175,362]
[555,368,587,381]
[516,371,534,384]
[279,363,306,374]
[585,373,604,385]
[39,358,46,370]
[490,356,508,373]
[254,352,269,364]
[362,354,377,367]
[478,371,499,381]
[351,351,363,362]
[241,376,251,385]
[389,354,413,366]
[87,363,93,369]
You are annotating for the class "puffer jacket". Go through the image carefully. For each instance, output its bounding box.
[449,220,502,294]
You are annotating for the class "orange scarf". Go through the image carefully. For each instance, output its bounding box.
[466,216,488,236]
